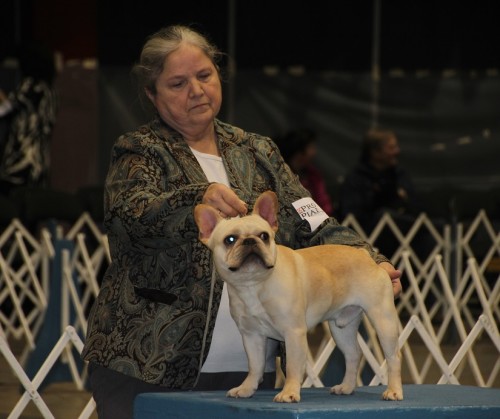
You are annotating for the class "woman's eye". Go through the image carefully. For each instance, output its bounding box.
[224,235,237,245]
[259,232,269,241]
[169,79,185,89]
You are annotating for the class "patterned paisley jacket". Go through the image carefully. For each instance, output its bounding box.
[81,117,388,389]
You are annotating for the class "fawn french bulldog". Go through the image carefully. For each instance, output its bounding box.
[194,190,402,403]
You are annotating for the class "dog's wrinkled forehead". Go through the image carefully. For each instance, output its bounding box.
[216,214,273,239]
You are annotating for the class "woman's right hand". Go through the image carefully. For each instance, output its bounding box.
[202,183,248,218]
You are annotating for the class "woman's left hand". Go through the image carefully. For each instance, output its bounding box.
[379,261,403,299]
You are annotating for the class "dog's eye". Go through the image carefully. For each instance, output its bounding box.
[259,232,269,242]
[224,235,237,246]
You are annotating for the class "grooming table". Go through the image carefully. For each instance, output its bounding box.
[134,384,500,418]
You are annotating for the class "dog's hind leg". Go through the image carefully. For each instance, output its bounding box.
[327,314,362,396]
[364,303,403,401]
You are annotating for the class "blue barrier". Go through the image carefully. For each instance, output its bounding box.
[24,236,85,390]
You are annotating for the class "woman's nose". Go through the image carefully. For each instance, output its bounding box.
[189,80,204,97]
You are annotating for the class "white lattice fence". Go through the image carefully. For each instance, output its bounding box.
[0,213,106,419]
[456,210,500,328]
[342,212,452,320]
[458,210,500,275]
[61,212,108,338]
[0,219,54,365]
[0,325,95,419]
[1,211,499,418]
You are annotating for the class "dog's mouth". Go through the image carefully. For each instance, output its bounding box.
[228,252,274,272]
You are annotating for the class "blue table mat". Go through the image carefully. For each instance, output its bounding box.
[135,385,500,419]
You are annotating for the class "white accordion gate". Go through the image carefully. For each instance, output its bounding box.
[1,209,499,418]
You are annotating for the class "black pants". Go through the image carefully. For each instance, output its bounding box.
[88,363,276,419]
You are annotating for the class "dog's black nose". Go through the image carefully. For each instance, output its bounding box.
[243,238,256,246]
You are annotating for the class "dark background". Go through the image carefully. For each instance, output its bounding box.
[1,0,500,222]
[2,0,499,71]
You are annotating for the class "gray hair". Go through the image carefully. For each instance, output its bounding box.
[133,25,223,97]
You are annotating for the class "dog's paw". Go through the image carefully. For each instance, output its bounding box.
[273,390,300,403]
[382,388,403,401]
[330,383,355,395]
[226,386,255,399]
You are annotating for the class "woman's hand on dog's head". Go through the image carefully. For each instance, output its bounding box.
[202,183,248,218]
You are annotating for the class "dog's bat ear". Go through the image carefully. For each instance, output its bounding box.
[194,204,221,244]
[253,191,278,231]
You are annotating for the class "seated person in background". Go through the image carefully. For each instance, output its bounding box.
[339,128,419,231]
[276,128,334,215]
[0,42,57,196]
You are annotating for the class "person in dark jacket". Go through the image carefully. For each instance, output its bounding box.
[276,128,334,215]
[339,128,418,231]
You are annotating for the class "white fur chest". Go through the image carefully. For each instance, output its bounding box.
[226,284,284,341]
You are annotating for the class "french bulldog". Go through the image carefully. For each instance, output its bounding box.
[194,190,403,403]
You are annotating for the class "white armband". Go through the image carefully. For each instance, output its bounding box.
[292,197,329,231]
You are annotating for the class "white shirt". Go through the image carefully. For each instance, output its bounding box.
[191,147,277,373]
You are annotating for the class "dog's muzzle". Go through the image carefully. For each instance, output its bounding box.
[243,238,257,246]
[227,237,274,271]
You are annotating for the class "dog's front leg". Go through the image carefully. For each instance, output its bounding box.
[273,328,308,403]
[226,333,267,399]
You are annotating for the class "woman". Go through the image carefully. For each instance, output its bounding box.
[82,25,402,418]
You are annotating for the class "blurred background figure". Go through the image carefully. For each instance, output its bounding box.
[276,128,334,215]
[0,42,58,196]
[339,128,419,231]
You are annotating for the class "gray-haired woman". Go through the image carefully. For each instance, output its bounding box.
[82,25,402,418]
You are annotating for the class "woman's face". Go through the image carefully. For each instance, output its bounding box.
[147,43,222,137]
[374,135,401,169]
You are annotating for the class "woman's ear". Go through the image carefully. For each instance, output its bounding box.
[145,87,155,103]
